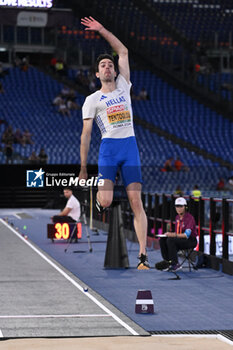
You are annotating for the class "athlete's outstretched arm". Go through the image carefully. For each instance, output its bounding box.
[81,16,130,83]
[79,118,93,180]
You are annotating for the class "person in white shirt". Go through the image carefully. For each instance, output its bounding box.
[53,95,62,106]
[78,17,149,269]
[52,188,80,223]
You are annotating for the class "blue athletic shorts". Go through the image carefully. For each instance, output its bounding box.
[98,136,142,187]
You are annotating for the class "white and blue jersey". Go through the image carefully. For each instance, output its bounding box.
[82,74,134,139]
[82,74,142,187]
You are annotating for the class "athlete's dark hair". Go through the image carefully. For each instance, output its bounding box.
[96,54,116,72]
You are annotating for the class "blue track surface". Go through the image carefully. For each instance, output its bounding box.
[1,209,233,333]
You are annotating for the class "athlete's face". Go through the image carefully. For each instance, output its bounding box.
[96,59,116,82]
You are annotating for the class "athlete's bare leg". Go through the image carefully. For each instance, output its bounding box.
[96,179,114,208]
[126,182,147,255]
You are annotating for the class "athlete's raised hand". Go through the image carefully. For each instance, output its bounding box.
[81,16,103,32]
[81,16,130,83]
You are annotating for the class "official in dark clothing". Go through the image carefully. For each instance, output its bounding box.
[156,197,197,272]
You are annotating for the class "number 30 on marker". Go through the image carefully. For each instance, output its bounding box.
[55,223,70,239]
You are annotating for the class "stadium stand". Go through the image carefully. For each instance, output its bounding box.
[198,72,233,101]
[0,67,86,164]
[57,9,186,68]
[135,124,232,195]
[0,66,232,196]
[69,0,233,117]
[148,0,233,47]
[130,70,233,163]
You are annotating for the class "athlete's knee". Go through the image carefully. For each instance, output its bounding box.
[99,198,112,208]
[129,196,143,213]
[98,192,113,208]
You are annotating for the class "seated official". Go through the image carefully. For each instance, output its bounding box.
[155,197,197,272]
[52,187,80,223]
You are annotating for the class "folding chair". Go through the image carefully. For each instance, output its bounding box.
[179,248,198,271]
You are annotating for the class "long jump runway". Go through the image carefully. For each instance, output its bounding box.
[0,219,146,338]
[0,208,233,349]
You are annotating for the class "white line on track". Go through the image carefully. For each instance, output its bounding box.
[152,334,233,346]
[152,335,217,338]
[13,214,22,219]
[0,219,139,336]
[217,334,233,346]
[0,329,3,337]
[0,315,111,319]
